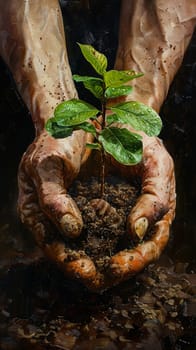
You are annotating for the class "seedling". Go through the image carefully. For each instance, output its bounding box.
[46,44,162,197]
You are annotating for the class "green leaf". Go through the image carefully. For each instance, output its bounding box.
[84,80,104,99]
[110,101,162,136]
[46,119,73,139]
[54,99,99,126]
[104,85,133,99]
[86,143,101,150]
[76,122,96,136]
[73,75,103,83]
[73,75,104,99]
[106,114,119,126]
[104,70,143,88]
[78,43,107,75]
[99,127,142,165]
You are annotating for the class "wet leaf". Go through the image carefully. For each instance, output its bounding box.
[104,86,132,99]
[76,122,96,136]
[46,119,73,138]
[54,99,99,126]
[110,101,162,136]
[104,70,143,88]
[99,127,142,165]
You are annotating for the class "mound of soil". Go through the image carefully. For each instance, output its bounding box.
[67,176,141,271]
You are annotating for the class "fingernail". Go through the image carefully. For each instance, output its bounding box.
[134,217,148,240]
[60,214,82,238]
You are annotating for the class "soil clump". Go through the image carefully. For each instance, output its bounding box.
[66,176,140,271]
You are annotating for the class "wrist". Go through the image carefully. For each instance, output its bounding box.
[113,51,164,112]
[24,81,78,135]
[0,0,78,135]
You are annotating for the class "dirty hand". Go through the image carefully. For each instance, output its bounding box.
[0,0,104,290]
[104,0,195,287]
[18,125,175,291]
[17,129,101,289]
[107,130,176,285]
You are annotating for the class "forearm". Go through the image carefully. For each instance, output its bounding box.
[0,0,77,134]
[115,0,196,112]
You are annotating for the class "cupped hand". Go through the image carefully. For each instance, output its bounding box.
[17,130,104,289]
[107,130,176,285]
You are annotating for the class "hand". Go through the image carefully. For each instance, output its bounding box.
[18,127,175,291]
[17,130,104,290]
[107,130,176,286]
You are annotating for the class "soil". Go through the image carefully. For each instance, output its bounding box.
[67,176,140,272]
[0,257,195,350]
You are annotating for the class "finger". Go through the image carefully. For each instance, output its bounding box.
[18,167,103,290]
[108,211,172,283]
[127,137,176,239]
[44,242,104,291]
[18,163,49,246]
[28,149,83,239]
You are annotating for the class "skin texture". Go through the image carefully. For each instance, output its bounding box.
[0,0,195,290]
[115,0,196,111]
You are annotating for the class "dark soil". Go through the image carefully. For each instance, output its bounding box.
[67,176,140,271]
[0,258,195,350]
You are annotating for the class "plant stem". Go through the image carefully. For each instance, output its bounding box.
[100,99,106,198]
[100,146,105,198]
